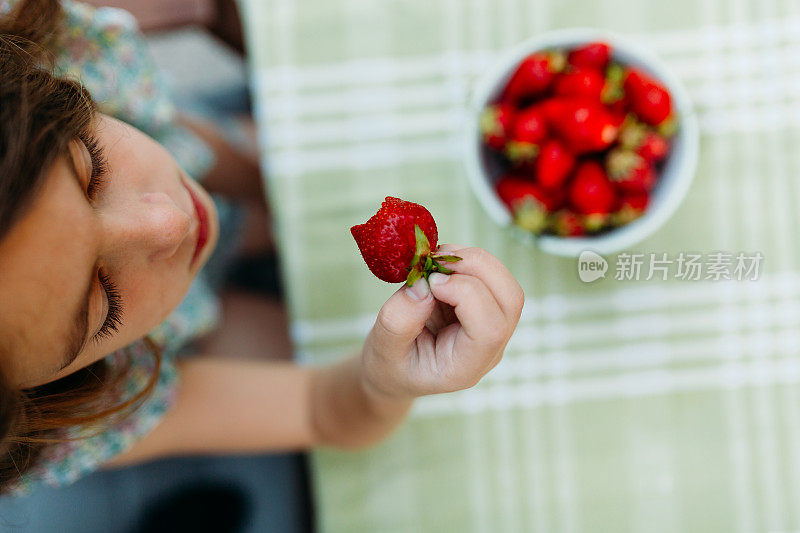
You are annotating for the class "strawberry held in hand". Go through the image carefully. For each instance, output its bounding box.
[351,197,462,285]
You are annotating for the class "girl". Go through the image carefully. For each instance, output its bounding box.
[0,0,524,495]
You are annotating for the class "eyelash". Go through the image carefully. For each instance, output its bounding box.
[96,271,123,341]
[82,133,109,199]
[78,133,123,341]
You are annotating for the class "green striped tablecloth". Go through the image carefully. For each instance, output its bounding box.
[239,1,800,531]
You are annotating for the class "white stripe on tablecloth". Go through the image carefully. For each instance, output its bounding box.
[260,79,800,154]
[259,42,800,124]
[262,104,800,178]
[731,0,784,524]
[292,271,800,347]
[257,17,800,91]
[523,2,553,527]
[745,112,785,532]
[716,30,758,526]
[292,322,800,410]
[411,346,800,418]
[293,301,800,386]
[253,16,800,176]
[454,2,493,532]
[553,398,580,533]
[494,318,800,385]
[482,1,525,529]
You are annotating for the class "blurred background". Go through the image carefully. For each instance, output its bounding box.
[4,0,800,532]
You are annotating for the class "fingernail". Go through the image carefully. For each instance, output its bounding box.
[429,273,450,287]
[406,277,430,300]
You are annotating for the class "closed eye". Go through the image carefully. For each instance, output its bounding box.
[94,270,123,341]
[81,133,109,199]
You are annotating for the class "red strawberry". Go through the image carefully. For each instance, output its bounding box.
[568,42,611,70]
[613,192,650,225]
[623,68,673,126]
[569,161,617,215]
[511,107,548,143]
[636,131,670,163]
[505,107,548,164]
[496,175,557,233]
[553,68,606,100]
[607,97,629,118]
[618,117,669,162]
[351,197,461,284]
[480,104,515,150]
[535,139,574,190]
[606,148,657,193]
[504,51,566,101]
[549,209,585,237]
[545,98,619,154]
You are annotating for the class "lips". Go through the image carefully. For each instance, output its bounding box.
[184,180,210,268]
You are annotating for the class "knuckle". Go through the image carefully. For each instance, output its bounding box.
[463,246,489,264]
[459,274,484,295]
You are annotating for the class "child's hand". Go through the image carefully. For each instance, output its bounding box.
[360,245,524,399]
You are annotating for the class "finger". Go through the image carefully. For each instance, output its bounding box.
[428,272,508,349]
[425,300,457,335]
[370,278,436,360]
[432,245,524,321]
[425,302,447,335]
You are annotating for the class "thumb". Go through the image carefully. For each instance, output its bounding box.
[369,278,435,359]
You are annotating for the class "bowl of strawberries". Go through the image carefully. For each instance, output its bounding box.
[465,29,699,257]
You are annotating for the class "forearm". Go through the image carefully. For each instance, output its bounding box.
[105,355,412,468]
[310,356,413,450]
[105,358,315,468]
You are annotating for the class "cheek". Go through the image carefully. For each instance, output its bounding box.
[122,267,193,334]
[68,267,193,378]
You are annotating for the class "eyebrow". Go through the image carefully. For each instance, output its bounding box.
[58,148,96,371]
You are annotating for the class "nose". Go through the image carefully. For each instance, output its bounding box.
[103,191,193,262]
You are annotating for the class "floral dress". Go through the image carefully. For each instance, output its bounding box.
[0,0,243,494]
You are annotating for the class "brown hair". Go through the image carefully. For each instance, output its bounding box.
[0,0,161,493]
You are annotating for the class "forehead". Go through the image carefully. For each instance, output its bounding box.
[0,152,96,385]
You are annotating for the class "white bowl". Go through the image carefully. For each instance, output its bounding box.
[463,28,699,257]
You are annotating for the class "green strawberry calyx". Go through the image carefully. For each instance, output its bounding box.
[405,225,462,286]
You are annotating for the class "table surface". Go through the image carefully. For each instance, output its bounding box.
[240,0,800,531]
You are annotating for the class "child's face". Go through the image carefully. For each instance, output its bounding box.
[0,114,219,388]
